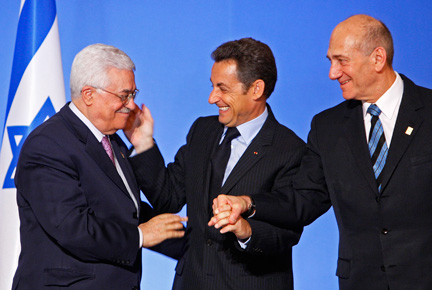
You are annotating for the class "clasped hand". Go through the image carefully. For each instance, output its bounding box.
[207,194,252,240]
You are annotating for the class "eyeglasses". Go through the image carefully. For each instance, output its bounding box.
[96,87,139,105]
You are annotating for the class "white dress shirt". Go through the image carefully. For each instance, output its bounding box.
[362,72,404,147]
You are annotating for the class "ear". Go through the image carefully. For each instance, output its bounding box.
[251,79,265,100]
[371,47,387,72]
[81,85,95,106]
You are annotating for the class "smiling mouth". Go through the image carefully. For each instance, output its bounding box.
[340,79,351,85]
[219,106,229,111]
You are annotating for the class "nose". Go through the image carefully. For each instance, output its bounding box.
[208,89,219,104]
[329,62,342,80]
[125,98,137,110]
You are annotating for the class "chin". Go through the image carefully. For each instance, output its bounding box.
[218,116,227,125]
[341,92,355,100]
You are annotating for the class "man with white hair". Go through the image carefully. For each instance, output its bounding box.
[12,43,186,290]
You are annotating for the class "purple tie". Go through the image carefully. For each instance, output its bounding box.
[101,135,115,164]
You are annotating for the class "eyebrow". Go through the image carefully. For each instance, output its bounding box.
[210,78,226,88]
[119,88,136,93]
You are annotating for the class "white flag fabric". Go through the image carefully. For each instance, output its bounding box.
[0,0,65,288]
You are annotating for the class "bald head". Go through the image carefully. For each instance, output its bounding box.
[333,14,394,67]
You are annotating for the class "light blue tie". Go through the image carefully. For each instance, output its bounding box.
[367,104,388,192]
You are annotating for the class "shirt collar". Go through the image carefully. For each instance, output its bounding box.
[223,106,268,146]
[69,101,105,142]
[362,71,404,119]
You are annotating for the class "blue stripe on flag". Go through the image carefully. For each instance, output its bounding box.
[4,0,56,126]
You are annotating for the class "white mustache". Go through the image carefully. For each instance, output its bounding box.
[116,107,131,113]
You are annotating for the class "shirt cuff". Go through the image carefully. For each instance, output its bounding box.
[238,236,251,249]
[138,227,143,248]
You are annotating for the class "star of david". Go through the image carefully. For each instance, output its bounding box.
[2,97,56,188]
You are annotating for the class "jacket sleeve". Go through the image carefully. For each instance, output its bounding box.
[253,115,332,228]
[129,119,203,214]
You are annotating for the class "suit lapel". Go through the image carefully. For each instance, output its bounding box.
[111,136,141,203]
[380,76,424,193]
[60,104,135,199]
[203,121,224,212]
[85,136,129,192]
[220,108,275,194]
[343,101,379,195]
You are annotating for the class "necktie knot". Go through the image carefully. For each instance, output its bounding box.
[222,127,240,145]
[367,104,382,117]
[101,135,115,164]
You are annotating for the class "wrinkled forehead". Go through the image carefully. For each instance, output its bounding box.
[328,23,363,53]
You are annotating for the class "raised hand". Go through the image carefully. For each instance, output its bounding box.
[124,104,155,154]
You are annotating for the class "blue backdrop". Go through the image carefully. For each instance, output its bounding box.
[1,1,431,289]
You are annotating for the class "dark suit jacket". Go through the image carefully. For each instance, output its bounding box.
[130,106,305,290]
[13,104,146,289]
[254,75,432,290]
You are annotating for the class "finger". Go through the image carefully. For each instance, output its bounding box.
[165,221,186,231]
[214,217,233,229]
[165,229,186,239]
[208,217,216,227]
[142,104,154,122]
[213,210,234,229]
[216,203,232,213]
[213,195,230,214]
[209,205,231,226]
[219,224,236,234]
[229,203,243,224]
[155,213,185,221]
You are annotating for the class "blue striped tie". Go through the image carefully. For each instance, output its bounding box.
[367,104,388,192]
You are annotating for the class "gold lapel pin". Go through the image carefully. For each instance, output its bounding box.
[405,126,413,136]
[253,152,258,155]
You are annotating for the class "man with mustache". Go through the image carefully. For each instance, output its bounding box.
[12,44,186,289]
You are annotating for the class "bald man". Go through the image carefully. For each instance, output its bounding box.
[210,14,432,290]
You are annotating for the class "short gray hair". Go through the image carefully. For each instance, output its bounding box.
[70,43,135,99]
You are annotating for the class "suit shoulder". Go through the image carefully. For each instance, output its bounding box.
[191,115,219,127]
[187,115,220,135]
[273,122,305,147]
[22,109,77,153]
[313,99,360,122]
[25,111,65,141]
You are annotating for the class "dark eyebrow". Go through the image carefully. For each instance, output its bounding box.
[209,78,226,88]
[120,88,136,94]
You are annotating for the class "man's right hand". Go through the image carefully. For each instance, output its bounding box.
[139,213,188,248]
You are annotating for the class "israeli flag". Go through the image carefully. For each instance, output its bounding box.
[0,0,65,288]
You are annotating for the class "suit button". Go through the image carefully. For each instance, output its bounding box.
[376,197,381,202]
[132,212,138,219]
[381,265,386,272]
[132,286,139,290]
[381,228,389,235]
[206,239,212,246]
